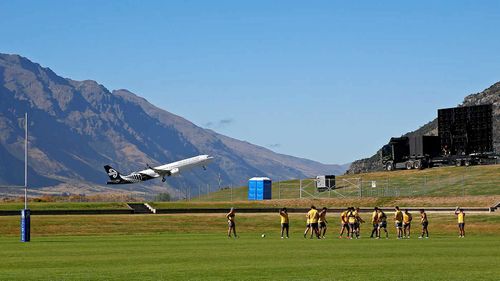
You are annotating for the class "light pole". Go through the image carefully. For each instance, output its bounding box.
[24,112,28,209]
[21,112,30,242]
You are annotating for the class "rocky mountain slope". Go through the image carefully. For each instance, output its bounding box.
[347,82,500,174]
[0,53,347,196]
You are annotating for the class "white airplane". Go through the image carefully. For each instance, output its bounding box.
[104,155,214,184]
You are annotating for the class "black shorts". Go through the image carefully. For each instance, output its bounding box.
[348,223,356,230]
[379,222,387,228]
[372,223,379,228]
[342,223,349,228]
[228,221,235,227]
[395,222,403,228]
[403,223,411,228]
[354,222,360,229]
[306,223,311,228]
[311,222,319,229]
[281,223,289,228]
[422,221,428,228]
[458,223,465,228]
[320,222,327,228]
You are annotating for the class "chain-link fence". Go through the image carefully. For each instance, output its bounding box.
[185,168,500,202]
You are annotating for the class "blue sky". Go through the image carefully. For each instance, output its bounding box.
[1,1,499,164]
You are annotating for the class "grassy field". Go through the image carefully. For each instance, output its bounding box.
[0,213,499,280]
[2,234,500,281]
[194,164,500,201]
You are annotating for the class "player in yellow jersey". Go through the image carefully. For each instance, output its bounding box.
[377,209,389,239]
[418,209,429,239]
[339,208,350,239]
[394,206,403,239]
[370,207,379,238]
[347,207,357,239]
[304,211,311,238]
[455,207,466,238]
[280,207,289,239]
[354,207,365,239]
[307,205,321,239]
[318,207,328,238]
[403,209,413,238]
[226,207,237,238]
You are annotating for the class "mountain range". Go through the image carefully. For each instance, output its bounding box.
[0,53,348,197]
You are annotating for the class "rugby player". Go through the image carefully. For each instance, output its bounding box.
[303,211,311,238]
[370,207,379,238]
[377,209,389,239]
[418,209,429,239]
[307,205,321,239]
[280,207,289,239]
[403,209,413,238]
[455,207,466,238]
[339,208,350,239]
[347,207,357,239]
[226,207,237,238]
[354,207,365,239]
[394,206,403,239]
[318,207,328,238]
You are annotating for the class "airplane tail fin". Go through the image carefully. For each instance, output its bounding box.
[104,165,126,184]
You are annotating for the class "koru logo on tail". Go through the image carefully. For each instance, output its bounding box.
[108,169,118,179]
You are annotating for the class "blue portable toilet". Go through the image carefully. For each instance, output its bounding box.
[248,177,272,200]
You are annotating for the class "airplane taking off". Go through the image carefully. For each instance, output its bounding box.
[104,155,214,184]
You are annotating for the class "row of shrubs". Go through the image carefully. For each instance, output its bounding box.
[1,192,173,203]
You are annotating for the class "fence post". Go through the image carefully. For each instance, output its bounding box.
[299,179,302,199]
[387,179,390,197]
[328,179,331,198]
[358,179,362,198]
[462,174,465,197]
[279,179,281,200]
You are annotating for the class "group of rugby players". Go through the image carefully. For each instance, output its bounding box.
[300,205,433,239]
[339,207,365,239]
[364,206,427,239]
[301,205,328,239]
[340,206,432,239]
[227,206,466,239]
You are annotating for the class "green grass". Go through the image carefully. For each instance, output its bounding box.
[195,164,500,201]
[1,213,499,280]
[0,234,499,281]
[0,202,129,211]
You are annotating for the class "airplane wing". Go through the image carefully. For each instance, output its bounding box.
[147,165,179,177]
[147,165,171,177]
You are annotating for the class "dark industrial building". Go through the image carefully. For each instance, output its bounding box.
[381,104,497,170]
[438,104,493,155]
